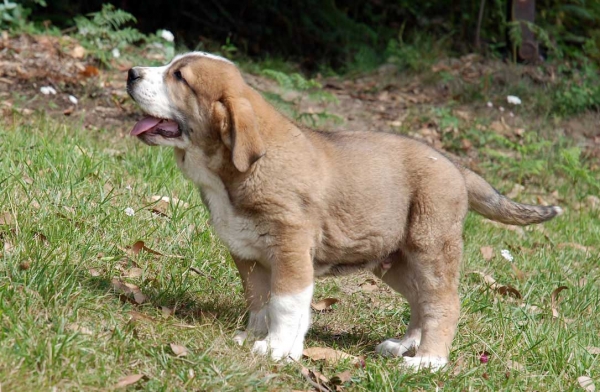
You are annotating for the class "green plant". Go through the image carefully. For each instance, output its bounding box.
[0,0,45,29]
[557,147,600,193]
[261,69,342,127]
[74,4,146,65]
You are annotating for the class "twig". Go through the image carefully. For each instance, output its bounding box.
[475,0,486,49]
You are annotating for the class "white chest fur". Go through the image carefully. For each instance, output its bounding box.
[177,150,265,262]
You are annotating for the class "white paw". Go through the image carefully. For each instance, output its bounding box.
[233,330,248,346]
[376,337,420,357]
[403,356,448,372]
[251,338,303,361]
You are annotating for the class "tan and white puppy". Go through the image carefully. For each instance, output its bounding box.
[126,52,561,370]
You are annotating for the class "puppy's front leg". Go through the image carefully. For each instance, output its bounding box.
[252,246,313,361]
[232,256,270,345]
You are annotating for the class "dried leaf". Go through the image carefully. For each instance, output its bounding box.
[128,240,183,259]
[71,45,86,59]
[480,246,494,261]
[586,347,600,355]
[303,347,358,365]
[557,243,593,254]
[80,65,99,78]
[551,286,568,318]
[470,271,522,299]
[112,279,147,304]
[360,279,378,292]
[330,370,352,385]
[89,268,101,277]
[161,306,173,318]
[578,376,595,392]
[124,267,143,278]
[66,323,93,335]
[311,298,339,312]
[115,374,144,389]
[129,311,156,323]
[170,343,189,357]
[507,184,524,199]
[300,364,331,392]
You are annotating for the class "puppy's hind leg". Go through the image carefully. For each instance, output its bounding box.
[373,251,422,358]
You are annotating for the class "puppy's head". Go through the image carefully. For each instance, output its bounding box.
[127,52,265,172]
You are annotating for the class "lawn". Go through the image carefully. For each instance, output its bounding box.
[1,74,599,391]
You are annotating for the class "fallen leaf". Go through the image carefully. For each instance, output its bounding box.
[507,184,525,199]
[585,195,599,210]
[170,343,189,357]
[510,264,526,281]
[161,306,173,318]
[128,240,183,259]
[330,370,352,386]
[89,268,101,277]
[129,311,156,323]
[311,298,339,312]
[123,267,143,278]
[19,261,30,270]
[484,220,525,236]
[586,347,600,355]
[470,271,522,299]
[112,279,147,304]
[303,347,359,365]
[115,374,144,389]
[578,376,595,392]
[551,286,568,318]
[480,246,494,261]
[80,65,100,78]
[300,364,331,392]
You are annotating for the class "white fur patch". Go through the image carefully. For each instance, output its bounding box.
[252,284,313,361]
[177,149,265,262]
[403,356,448,372]
[376,336,420,357]
[129,65,173,121]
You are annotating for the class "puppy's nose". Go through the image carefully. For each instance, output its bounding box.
[127,67,142,85]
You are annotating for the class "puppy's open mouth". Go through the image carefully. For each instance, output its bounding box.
[130,116,181,138]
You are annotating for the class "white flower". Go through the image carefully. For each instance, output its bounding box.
[125,185,132,191]
[112,48,120,58]
[160,29,175,42]
[509,111,514,117]
[501,249,514,262]
[68,95,78,105]
[486,101,493,108]
[124,207,135,216]
[499,106,505,112]
[507,95,522,105]
[40,86,57,95]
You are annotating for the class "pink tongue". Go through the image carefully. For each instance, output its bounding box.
[130,117,179,136]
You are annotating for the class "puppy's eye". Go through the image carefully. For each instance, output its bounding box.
[174,70,184,81]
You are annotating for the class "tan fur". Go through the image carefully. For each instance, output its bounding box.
[128,54,560,362]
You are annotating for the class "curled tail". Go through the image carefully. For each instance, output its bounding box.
[457,165,562,225]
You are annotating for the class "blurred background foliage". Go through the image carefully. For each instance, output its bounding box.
[11,0,600,71]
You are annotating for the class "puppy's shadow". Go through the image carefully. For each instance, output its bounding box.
[83,272,245,327]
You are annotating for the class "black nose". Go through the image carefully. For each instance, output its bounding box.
[127,68,142,85]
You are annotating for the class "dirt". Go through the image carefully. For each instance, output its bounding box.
[1,32,599,161]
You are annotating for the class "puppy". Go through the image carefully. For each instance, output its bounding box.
[127,52,561,370]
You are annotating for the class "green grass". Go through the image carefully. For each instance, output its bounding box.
[1,110,599,391]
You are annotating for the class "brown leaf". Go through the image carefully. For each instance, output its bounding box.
[311,298,339,312]
[80,65,99,78]
[300,364,331,392]
[115,374,144,389]
[578,376,595,392]
[470,271,522,299]
[510,264,526,281]
[506,184,525,199]
[330,370,352,385]
[507,360,524,371]
[129,311,156,323]
[123,267,143,278]
[551,286,569,318]
[303,347,358,365]
[89,268,101,277]
[170,343,189,357]
[128,240,183,259]
[480,246,494,261]
[112,279,147,304]
[66,323,93,335]
[63,107,74,116]
[586,347,600,355]
[360,279,378,292]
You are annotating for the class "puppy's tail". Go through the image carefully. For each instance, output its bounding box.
[458,165,562,225]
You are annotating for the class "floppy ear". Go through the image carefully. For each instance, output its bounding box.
[220,97,266,172]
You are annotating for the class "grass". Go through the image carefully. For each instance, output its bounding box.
[1,103,599,391]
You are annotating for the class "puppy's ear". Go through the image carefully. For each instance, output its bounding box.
[219,97,265,172]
